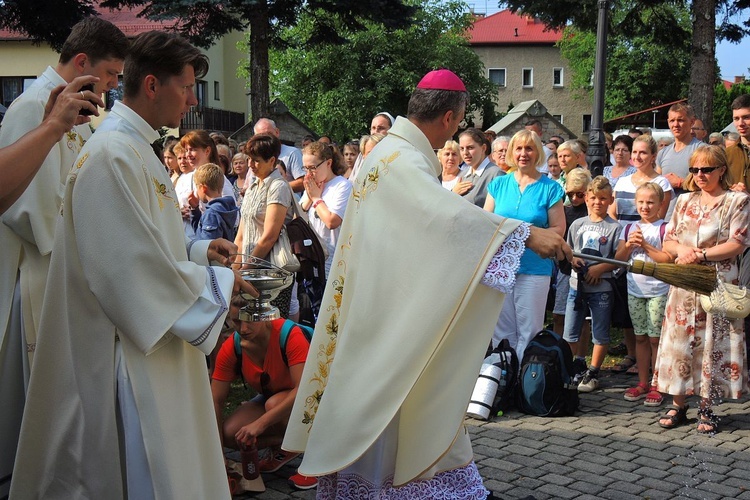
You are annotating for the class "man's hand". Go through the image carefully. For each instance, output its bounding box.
[663,172,683,189]
[526,225,572,262]
[233,269,259,298]
[208,238,238,266]
[43,76,103,134]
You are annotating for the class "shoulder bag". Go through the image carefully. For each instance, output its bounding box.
[698,192,750,319]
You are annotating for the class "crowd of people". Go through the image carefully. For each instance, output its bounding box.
[1,14,750,500]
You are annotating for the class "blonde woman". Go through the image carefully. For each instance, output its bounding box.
[437,140,462,190]
[484,129,565,358]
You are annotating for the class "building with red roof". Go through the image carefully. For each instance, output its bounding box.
[469,10,591,138]
[0,6,247,134]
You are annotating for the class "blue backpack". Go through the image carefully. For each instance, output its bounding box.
[517,330,578,417]
[233,319,314,378]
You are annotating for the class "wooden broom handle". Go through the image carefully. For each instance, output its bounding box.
[571,252,629,268]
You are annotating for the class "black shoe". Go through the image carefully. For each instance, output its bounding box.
[571,358,587,385]
[608,342,627,356]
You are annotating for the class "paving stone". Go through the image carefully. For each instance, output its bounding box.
[632,455,674,471]
[608,479,647,495]
[566,480,605,497]
[568,470,616,487]
[631,465,671,480]
[634,476,680,493]
[507,435,547,450]
[605,469,641,483]
[506,486,551,500]
[538,462,574,476]
[639,488,675,500]
[674,486,722,500]
[533,450,576,466]
[536,483,579,498]
[596,488,643,500]
[606,440,640,452]
[480,457,524,473]
[695,480,744,497]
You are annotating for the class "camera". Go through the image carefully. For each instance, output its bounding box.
[78,83,97,116]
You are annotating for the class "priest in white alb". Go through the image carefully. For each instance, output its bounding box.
[10,31,256,499]
[282,69,571,498]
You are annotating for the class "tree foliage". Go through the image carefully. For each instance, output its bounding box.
[264,0,497,142]
[557,4,692,120]
[713,80,750,128]
[0,0,420,121]
[502,0,750,130]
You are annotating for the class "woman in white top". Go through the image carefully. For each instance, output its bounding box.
[609,135,673,226]
[438,140,462,190]
[300,142,353,278]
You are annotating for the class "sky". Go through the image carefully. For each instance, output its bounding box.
[463,2,749,81]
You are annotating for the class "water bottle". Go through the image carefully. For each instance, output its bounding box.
[239,441,260,480]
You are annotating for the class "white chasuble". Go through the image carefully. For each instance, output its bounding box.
[0,66,92,357]
[10,102,232,499]
[0,66,91,497]
[283,117,521,486]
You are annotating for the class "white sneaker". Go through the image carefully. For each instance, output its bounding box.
[577,371,599,392]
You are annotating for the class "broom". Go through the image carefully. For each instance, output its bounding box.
[571,252,717,295]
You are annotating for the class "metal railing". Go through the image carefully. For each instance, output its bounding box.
[181,107,245,135]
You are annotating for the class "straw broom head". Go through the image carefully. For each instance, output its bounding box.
[630,260,716,295]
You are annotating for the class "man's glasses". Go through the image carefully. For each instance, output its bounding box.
[566,191,586,199]
[304,159,326,172]
[688,166,719,175]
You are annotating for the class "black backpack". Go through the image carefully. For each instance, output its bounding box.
[286,217,327,286]
[490,339,519,413]
[517,330,578,417]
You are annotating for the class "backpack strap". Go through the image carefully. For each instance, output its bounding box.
[233,331,245,383]
[659,221,666,241]
[624,222,633,241]
[279,319,296,365]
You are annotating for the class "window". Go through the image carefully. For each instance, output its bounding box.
[196,80,207,109]
[583,114,592,133]
[105,76,124,111]
[1,76,35,108]
[213,81,220,101]
[522,68,533,88]
[553,68,564,87]
[488,68,506,87]
[552,114,563,124]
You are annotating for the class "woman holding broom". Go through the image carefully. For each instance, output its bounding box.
[655,145,750,433]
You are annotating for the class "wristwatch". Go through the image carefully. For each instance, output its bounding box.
[702,249,708,262]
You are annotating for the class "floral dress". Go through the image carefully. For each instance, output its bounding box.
[654,191,750,400]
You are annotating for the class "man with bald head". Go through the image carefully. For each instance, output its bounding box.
[253,117,304,192]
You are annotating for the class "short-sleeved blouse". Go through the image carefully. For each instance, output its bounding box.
[240,169,294,257]
[487,173,564,275]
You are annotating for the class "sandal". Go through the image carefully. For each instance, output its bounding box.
[658,404,688,429]
[624,382,649,401]
[626,364,639,375]
[611,355,636,373]
[644,387,663,407]
[697,407,720,434]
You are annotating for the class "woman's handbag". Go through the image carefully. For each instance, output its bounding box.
[697,192,750,319]
[269,226,301,272]
[700,282,750,319]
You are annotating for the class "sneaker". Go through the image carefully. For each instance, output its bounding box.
[571,358,588,385]
[289,472,318,490]
[577,370,599,393]
[259,449,300,473]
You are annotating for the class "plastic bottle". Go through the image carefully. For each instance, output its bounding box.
[239,441,260,480]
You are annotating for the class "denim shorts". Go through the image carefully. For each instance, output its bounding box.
[563,288,613,345]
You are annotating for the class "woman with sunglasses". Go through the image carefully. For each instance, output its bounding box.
[300,141,352,278]
[654,145,750,433]
[608,135,674,373]
[211,297,315,490]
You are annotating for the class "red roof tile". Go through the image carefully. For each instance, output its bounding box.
[469,9,562,45]
[0,5,174,41]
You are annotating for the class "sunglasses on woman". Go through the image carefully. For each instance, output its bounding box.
[566,191,586,199]
[688,166,719,175]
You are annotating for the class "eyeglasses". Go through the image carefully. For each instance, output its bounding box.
[691,127,706,131]
[566,191,586,199]
[304,159,326,172]
[688,166,719,175]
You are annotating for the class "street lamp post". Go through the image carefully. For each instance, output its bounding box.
[585,0,610,178]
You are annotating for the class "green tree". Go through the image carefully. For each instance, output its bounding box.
[0,0,419,122]
[715,79,750,128]
[557,4,692,120]
[265,0,497,141]
[501,0,750,132]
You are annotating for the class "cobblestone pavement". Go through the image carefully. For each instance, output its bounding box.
[240,369,750,499]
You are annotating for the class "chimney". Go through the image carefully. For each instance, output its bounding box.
[514,28,519,37]
[735,76,746,84]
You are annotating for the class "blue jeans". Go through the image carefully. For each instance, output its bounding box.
[563,288,613,345]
